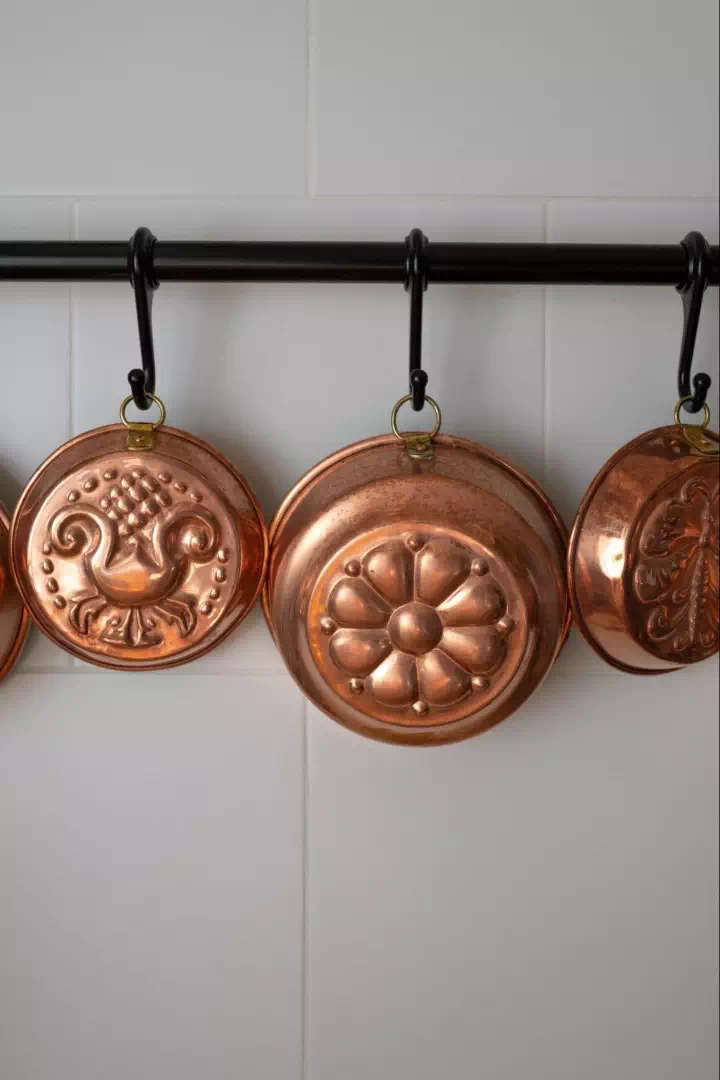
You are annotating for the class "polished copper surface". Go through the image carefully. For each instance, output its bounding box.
[10,425,267,670]
[1,503,30,685]
[264,432,569,745]
[568,423,719,674]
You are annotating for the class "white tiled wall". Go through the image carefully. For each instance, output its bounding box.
[0,4,718,1079]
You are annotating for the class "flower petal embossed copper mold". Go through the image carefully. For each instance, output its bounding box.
[315,534,520,720]
[11,425,267,670]
[569,423,719,673]
[265,432,569,745]
[0,503,30,685]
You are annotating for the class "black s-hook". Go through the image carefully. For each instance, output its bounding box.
[405,228,429,411]
[127,226,159,410]
[677,231,712,414]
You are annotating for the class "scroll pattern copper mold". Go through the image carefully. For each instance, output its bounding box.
[0,503,30,685]
[11,424,267,670]
[568,421,719,674]
[265,431,569,746]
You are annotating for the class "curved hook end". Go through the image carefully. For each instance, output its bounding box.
[127,227,159,411]
[677,231,712,414]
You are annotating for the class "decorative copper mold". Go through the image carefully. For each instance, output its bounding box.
[0,503,30,685]
[10,425,268,670]
[264,432,569,745]
[568,424,719,673]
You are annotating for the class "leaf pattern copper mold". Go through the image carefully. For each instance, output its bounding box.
[309,531,526,727]
[630,474,719,663]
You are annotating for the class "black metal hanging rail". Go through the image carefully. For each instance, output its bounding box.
[1,239,719,285]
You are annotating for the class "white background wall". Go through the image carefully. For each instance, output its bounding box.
[1,3,718,1078]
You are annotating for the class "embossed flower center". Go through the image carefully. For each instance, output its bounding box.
[388,602,443,656]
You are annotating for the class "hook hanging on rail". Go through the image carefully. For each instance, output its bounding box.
[127,226,159,411]
[405,228,429,411]
[677,231,712,414]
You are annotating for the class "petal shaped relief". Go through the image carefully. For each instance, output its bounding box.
[417,649,472,707]
[328,577,391,629]
[329,629,393,676]
[367,651,418,708]
[362,540,414,607]
[439,577,507,627]
[440,626,507,675]
[415,537,471,606]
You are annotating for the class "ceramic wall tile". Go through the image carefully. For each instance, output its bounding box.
[0,672,305,1080]
[0,1,306,195]
[311,0,718,197]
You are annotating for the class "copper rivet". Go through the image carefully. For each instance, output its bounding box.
[348,677,364,694]
[344,559,361,576]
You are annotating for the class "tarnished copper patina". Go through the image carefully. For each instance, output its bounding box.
[568,406,719,674]
[10,405,267,670]
[0,503,30,685]
[264,403,569,745]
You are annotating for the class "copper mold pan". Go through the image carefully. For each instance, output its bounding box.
[264,432,569,745]
[1,503,30,686]
[10,424,268,670]
[568,424,719,674]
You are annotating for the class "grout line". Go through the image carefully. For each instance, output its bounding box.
[301,693,310,1080]
[305,0,315,198]
[2,193,718,205]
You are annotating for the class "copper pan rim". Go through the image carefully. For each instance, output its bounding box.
[0,503,30,684]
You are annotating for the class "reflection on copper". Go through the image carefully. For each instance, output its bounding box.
[10,424,267,670]
[264,432,569,745]
[568,424,719,673]
[0,503,29,685]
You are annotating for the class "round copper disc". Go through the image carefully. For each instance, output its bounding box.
[0,503,30,684]
[568,423,719,674]
[264,432,569,745]
[10,424,267,670]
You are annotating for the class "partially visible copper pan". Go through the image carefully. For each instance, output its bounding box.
[568,401,719,674]
[264,397,569,745]
[1,503,30,685]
